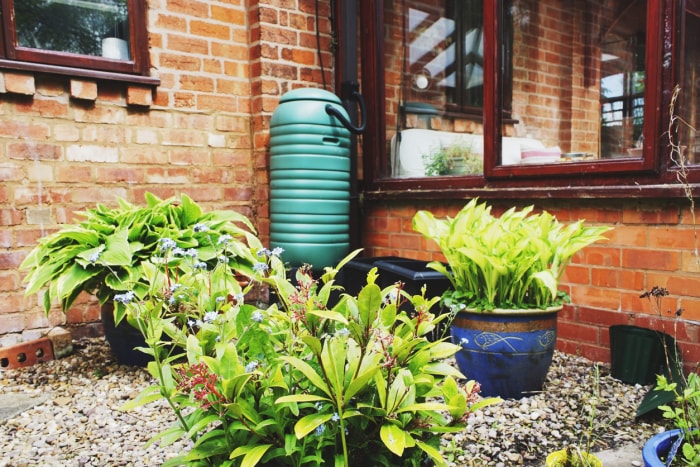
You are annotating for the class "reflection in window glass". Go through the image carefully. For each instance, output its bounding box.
[504,0,646,165]
[678,5,700,165]
[383,0,484,179]
[15,0,130,60]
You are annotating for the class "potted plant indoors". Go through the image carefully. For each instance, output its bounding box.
[20,192,259,365]
[422,141,482,176]
[413,198,611,398]
[121,245,501,466]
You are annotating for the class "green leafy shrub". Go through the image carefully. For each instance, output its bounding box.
[121,244,500,466]
[20,193,258,324]
[413,199,611,311]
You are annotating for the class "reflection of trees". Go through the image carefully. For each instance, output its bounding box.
[15,0,128,56]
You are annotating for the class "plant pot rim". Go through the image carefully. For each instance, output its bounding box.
[459,304,564,316]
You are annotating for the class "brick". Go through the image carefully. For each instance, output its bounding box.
[70,79,98,101]
[0,337,54,369]
[7,142,62,161]
[4,72,35,95]
[621,248,680,271]
[48,327,73,359]
[66,144,119,163]
[25,208,53,225]
[127,86,153,107]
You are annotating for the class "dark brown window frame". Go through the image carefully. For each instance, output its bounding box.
[0,0,157,86]
[358,0,700,200]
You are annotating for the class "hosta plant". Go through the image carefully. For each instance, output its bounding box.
[121,243,500,467]
[413,198,611,312]
[20,192,258,324]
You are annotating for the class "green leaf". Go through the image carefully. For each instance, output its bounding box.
[119,384,162,411]
[230,444,273,467]
[294,413,333,439]
[307,308,349,325]
[345,365,380,402]
[321,336,347,400]
[185,414,220,439]
[380,423,408,456]
[396,402,451,413]
[101,228,134,266]
[276,394,330,404]
[416,440,447,467]
[279,356,331,398]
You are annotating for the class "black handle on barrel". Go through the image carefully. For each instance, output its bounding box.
[325,91,366,134]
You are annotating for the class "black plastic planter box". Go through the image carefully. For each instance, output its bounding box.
[374,258,452,341]
[336,256,404,296]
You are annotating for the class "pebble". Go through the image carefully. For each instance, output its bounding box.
[0,338,670,466]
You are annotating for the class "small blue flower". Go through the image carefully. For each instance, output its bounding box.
[193,223,209,233]
[114,291,135,304]
[245,361,259,373]
[170,283,182,293]
[315,424,326,437]
[217,234,233,245]
[187,319,197,328]
[172,247,186,257]
[184,249,198,258]
[459,337,469,347]
[257,248,270,258]
[331,413,340,422]
[217,255,229,263]
[271,246,285,257]
[159,238,177,251]
[336,327,350,336]
[315,402,324,411]
[253,262,269,273]
[194,261,208,271]
[251,311,264,323]
[87,251,102,264]
[215,296,225,304]
[234,293,244,303]
[203,311,219,324]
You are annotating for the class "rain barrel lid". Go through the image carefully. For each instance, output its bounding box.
[279,88,342,104]
[271,88,349,129]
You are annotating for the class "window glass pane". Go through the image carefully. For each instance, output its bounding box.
[383,0,484,179]
[677,4,700,165]
[15,0,130,60]
[502,0,646,165]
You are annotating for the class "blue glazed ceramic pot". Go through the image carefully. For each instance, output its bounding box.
[450,307,561,399]
[642,429,684,467]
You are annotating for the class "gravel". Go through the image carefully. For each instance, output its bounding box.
[0,337,669,466]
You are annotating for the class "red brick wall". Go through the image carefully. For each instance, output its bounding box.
[0,0,333,346]
[361,197,700,367]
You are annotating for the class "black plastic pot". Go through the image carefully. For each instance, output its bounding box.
[609,325,675,385]
[100,302,151,367]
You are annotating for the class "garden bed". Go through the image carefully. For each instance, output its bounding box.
[0,337,667,466]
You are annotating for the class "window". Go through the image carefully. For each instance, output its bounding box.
[359,0,695,194]
[0,0,151,79]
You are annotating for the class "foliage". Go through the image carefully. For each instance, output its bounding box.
[645,286,700,466]
[412,199,611,311]
[657,373,700,466]
[121,243,500,467]
[422,141,481,176]
[20,193,258,325]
